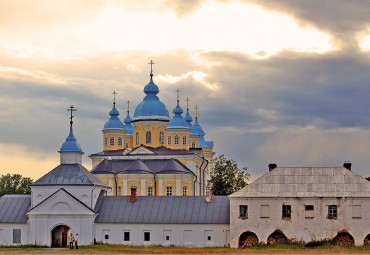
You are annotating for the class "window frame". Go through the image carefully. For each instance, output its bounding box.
[166,186,173,196]
[328,205,338,220]
[282,204,291,219]
[168,136,171,145]
[159,131,164,144]
[104,137,108,146]
[239,205,248,219]
[182,186,187,196]
[174,135,179,145]
[109,137,115,146]
[182,135,187,145]
[123,232,130,242]
[13,229,21,244]
[136,132,139,145]
[118,136,123,146]
[144,232,150,242]
[148,186,153,196]
[191,141,195,148]
[146,131,151,144]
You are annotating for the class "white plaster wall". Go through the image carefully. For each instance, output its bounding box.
[95,223,230,247]
[0,224,28,245]
[230,197,370,247]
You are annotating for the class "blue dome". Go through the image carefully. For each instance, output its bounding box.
[124,112,133,135]
[133,77,169,120]
[167,102,189,129]
[59,124,83,153]
[198,135,213,148]
[104,104,125,130]
[184,109,193,127]
[190,118,205,135]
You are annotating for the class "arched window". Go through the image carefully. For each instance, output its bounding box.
[168,136,171,145]
[159,131,164,144]
[136,132,139,145]
[174,135,179,145]
[109,137,115,146]
[191,141,196,148]
[146,131,151,144]
[183,186,187,196]
[104,137,107,146]
[118,137,123,146]
[182,135,187,145]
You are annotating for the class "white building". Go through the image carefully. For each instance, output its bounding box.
[229,164,370,248]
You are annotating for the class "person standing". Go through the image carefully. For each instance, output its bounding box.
[69,233,75,249]
[75,234,79,249]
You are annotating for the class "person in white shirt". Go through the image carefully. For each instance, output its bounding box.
[75,234,79,249]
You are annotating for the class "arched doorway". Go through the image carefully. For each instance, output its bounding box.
[239,231,259,248]
[267,230,288,244]
[51,225,70,247]
[333,231,354,246]
[364,234,370,245]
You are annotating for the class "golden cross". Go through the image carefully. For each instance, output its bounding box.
[195,105,199,119]
[67,105,77,124]
[127,100,131,113]
[175,89,181,102]
[148,60,155,77]
[112,91,117,104]
[185,97,190,110]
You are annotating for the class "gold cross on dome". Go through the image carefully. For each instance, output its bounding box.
[67,105,77,124]
[148,60,155,77]
[127,100,131,113]
[195,105,199,119]
[175,89,181,102]
[185,97,190,110]
[112,91,117,104]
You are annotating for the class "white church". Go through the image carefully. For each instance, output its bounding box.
[1,72,370,248]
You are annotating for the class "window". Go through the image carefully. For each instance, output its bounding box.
[282,205,291,219]
[207,236,212,241]
[13,229,21,244]
[136,132,139,145]
[260,205,269,218]
[166,235,170,241]
[104,234,109,240]
[239,205,248,218]
[305,205,314,218]
[352,205,361,218]
[104,137,107,146]
[148,186,153,196]
[305,205,314,211]
[191,141,195,148]
[124,138,127,147]
[146,131,151,144]
[109,137,115,146]
[124,232,130,241]
[168,136,171,145]
[183,186,188,196]
[159,131,164,144]
[117,186,121,196]
[328,205,338,219]
[118,136,123,146]
[144,232,150,241]
[166,186,173,196]
[182,135,187,145]
[174,135,179,145]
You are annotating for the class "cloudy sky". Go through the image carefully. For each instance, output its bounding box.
[1,0,370,181]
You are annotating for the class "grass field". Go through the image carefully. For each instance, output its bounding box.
[1,244,370,254]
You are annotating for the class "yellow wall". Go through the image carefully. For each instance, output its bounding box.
[103,130,126,151]
[166,130,190,150]
[132,121,167,147]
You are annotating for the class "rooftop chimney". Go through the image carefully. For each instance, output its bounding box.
[343,161,352,171]
[268,163,277,172]
[205,183,212,203]
[129,188,136,202]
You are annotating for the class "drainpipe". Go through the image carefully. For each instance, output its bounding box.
[193,175,197,196]
[199,157,205,196]
[90,187,96,209]
[202,159,209,195]
[154,173,157,196]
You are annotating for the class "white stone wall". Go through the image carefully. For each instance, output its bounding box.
[95,223,230,247]
[230,197,370,247]
[0,224,28,245]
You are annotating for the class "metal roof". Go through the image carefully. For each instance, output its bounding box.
[0,195,30,223]
[230,167,370,198]
[31,164,107,187]
[95,196,230,224]
[92,158,196,176]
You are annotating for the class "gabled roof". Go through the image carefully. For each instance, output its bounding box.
[31,163,107,188]
[230,167,370,198]
[0,195,30,223]
[91,158,196,176]
[95,196,229,224]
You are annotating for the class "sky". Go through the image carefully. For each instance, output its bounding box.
[1,0,370,181]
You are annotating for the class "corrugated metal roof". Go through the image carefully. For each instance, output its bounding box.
[230,167,370,198]
[0,195,30,223]
[31,164,107,187]
[92,159,195,176]
[95,196,229,224]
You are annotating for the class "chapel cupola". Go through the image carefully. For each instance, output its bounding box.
[184,97,193,128]
[123,100,133,148]
[102,91,126,151]
[59,105,84,164]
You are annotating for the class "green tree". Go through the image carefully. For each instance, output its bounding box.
[210,154,250,195]
[0,173,33,197]
[366,177,370,181]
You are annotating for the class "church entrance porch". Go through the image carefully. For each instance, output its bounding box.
[51,225,70,247]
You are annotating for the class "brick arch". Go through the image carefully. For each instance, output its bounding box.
[267,230,288,244]
[333,230,354,246]
[239,231,259,248]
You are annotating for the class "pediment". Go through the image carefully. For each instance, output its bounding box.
[28,188,95,215]
[129,146,156,155]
